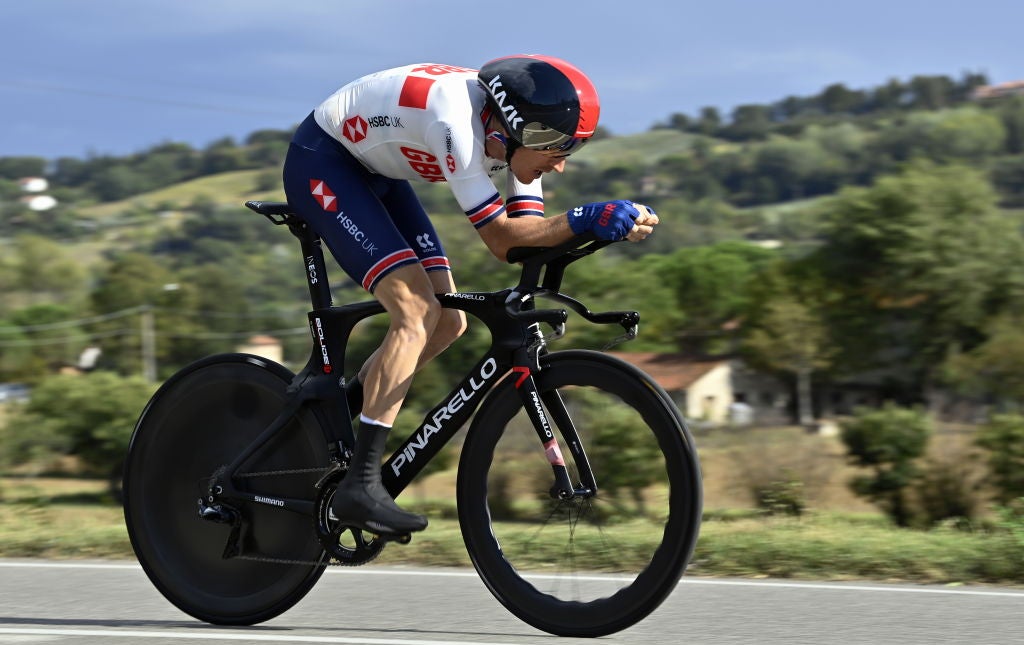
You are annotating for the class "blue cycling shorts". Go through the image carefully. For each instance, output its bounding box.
[282,113,450,293]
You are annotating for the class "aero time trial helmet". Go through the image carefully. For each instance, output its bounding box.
[478,54,600,156]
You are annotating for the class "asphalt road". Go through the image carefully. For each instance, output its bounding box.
[1,560,1022,644]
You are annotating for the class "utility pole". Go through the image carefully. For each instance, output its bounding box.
[141,305,156,382]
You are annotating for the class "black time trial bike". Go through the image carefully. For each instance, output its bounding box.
[122,200,703,638]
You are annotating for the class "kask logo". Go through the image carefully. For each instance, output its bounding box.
[485,75,524,132]
[343,115,368,143]
[310,180,338,212]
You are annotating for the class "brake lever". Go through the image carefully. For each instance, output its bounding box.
[602,322,638,351]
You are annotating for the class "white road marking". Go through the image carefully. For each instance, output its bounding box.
[0,628,520,644]
[1,560,1022,598]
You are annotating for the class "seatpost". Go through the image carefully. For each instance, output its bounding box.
[289,219,333,310]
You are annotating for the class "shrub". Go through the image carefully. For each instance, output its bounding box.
[726,427,831,515]
[754,469,807,517]
[912,453,983,528]
[2,372,154,487]
[840,404,932,526]
[995,498,1024,553]
[0,408,68,474]
[976,414,1024,503]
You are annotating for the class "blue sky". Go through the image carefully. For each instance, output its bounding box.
[2,0,1023,159]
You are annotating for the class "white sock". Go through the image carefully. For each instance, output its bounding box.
[359,414,392,429]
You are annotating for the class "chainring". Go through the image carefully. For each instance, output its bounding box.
[313,467,389,565]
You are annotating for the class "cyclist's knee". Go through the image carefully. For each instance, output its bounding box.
[434,308,467,346]
[376,268,442,342]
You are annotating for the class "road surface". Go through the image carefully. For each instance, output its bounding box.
[1,560,1022,644]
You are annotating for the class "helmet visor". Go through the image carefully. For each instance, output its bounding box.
[521,121,590,155]
[550,136,590,155]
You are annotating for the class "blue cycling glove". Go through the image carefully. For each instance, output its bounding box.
[568,200,640,241]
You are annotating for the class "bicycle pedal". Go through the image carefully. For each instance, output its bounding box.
[377,532,412,545]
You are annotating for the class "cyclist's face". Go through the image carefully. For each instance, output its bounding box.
[509,147,568,184]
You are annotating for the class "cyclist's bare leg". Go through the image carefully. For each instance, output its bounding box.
[359,265,447,423]
[332,264,449,535]
[356,270,466,386]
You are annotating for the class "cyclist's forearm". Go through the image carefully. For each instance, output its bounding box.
[477,212,576,261]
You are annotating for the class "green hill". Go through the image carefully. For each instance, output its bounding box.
[78,169,286,221]
[574,129,727,167]
[73,129,719,222]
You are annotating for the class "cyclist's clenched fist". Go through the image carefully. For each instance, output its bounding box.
[568,200,659,242]
[627,204,658,242]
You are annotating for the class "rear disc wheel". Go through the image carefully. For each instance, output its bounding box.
[123,354,329,625]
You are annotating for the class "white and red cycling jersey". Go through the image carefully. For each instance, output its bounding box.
[312,63,546,228]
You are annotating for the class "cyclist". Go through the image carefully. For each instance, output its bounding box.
[282,54,659,537]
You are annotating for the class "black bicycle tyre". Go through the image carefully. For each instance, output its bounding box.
[123,354,329,625]
[457,350,702,637]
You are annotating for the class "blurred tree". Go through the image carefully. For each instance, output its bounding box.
[663,112,692,131]
[89,253,175,375]
[774,95,812,121]
[819,83,866,114]
[803,122,872,186]
[943,315,1024,405]
[0,156,47,179]
[930,107,1006,160]
[0,177,21,201]
[659,241,777,353]
[871,112,940,163]
[245,129,292,145]
[162,264,255,365]
[908,75,956,110]
[2,372,154,493]
[995,95,1024,154]
[696,106,722,135]
[0,320,31,382]
[199,137,249,175]
[557,252,683,352]
[726,104,772,140]
[752,137,831,201]
[91,165,149,201]
[583,391,666,515]
[50,156,93,188]
[813,162,1024,395]
[954,70,989,101]
[7,304,89,380]
[745,292,835,426]
[4,234,88,305]
[871,78,908,111]
[990,156,1024,206]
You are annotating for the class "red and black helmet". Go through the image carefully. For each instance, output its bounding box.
[478,54,600,155]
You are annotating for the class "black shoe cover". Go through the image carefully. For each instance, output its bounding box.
[330,421,427,535]
[330,479,428,535]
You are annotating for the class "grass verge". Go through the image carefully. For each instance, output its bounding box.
[2,478,1021,585]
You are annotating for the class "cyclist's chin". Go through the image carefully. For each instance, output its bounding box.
[511,168,541,184]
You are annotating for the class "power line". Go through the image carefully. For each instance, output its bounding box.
[0,326,311,348]
[162,327,309,340]
[0,306,317,383]
[3,306,307,333]
[0,329,135,347]
[158,308,309,320]
[0,303,315,348]
[0,307,146,332]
